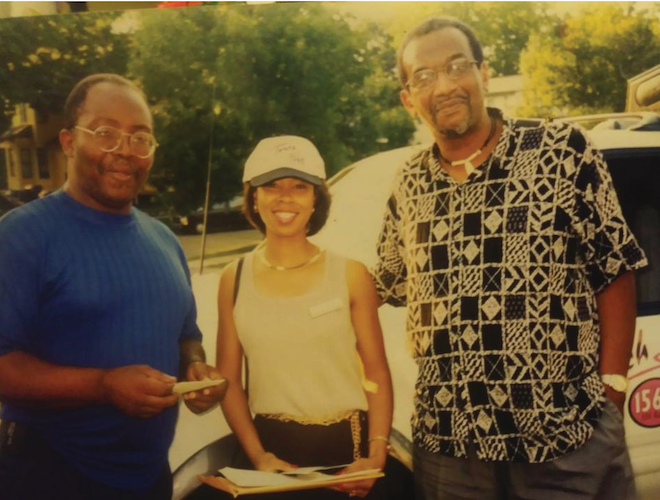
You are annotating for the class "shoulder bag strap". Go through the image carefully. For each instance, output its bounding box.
[232,256,249,396]
[233,256,245,305]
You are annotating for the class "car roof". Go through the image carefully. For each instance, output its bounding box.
[559,112,660,150]
[561,112,660,131]
[586,129,660,152]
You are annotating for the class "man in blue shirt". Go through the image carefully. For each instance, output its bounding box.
[0,74,226,499]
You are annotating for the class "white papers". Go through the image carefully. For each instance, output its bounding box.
[218,466,381,488]
[172,379,225,395]
[200,466,385,496]
[219,468,301,488]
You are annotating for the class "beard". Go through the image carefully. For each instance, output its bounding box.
[440,122,470,139]
[431,95,472,139]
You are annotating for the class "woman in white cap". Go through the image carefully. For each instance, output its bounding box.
[215,136,395,499]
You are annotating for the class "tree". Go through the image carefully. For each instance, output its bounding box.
[519,3,660,116]
[128,3,414,212]
[0,12,130,121]
[363,1,558,77]
[127,6,232,213]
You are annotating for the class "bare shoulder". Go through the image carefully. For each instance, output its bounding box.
[345,258,370,279]
[345,258,376,295]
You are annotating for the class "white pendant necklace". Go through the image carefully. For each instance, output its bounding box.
[437,117,498,175]
[259,248,322,271]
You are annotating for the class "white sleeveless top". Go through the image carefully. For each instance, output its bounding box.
[233,250,368,419]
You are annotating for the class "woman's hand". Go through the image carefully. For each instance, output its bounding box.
[253,451,297,473]
[333,456,385,497]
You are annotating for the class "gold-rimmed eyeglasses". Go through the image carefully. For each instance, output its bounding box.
[408,59,479,91]
[74,125,159,159]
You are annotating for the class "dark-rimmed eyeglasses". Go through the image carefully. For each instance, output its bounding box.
[74,125,159,159]
[408,59,479,91]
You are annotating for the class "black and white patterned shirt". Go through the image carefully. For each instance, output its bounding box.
[372,110,647,463]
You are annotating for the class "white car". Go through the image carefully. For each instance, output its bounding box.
[170,115,660,499]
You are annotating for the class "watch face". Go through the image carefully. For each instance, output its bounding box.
[613,377,628,392]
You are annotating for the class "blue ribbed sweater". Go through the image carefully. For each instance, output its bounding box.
[0,190,202,490]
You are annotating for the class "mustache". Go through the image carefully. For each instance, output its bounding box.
[431,94,469,114]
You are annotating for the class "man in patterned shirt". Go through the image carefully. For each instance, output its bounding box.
[372,17,647,500]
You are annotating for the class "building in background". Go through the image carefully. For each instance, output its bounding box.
[0,104,67,197]
[487,74,524,116]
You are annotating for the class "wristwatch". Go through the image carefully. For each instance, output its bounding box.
[601,374,629,393]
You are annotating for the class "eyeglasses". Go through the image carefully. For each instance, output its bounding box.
[408,59,479,91]
[74,125,159,159]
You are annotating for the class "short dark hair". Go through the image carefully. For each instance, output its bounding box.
[242,181,332,236]
[63,73,147,129]
[397,17,484,88]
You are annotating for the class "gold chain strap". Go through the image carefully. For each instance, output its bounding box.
[349,410,361,461]
[259,409,355,426]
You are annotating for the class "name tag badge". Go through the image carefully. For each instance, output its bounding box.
[309,298,344,318]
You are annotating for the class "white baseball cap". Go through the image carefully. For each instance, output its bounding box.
[243,135,326,187]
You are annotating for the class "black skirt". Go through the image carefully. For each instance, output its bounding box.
[253,410,369,468]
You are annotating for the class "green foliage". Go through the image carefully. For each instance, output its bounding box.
[0,5,414,214]
[0,11,130,119]
[129,4,414,212]
[2,2,657,216]
[519,3,660,116]
[382,1,558,77]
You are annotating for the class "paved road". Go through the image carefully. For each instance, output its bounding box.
[178,229,262,274]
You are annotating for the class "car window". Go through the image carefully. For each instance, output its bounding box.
[607,150,660,315]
